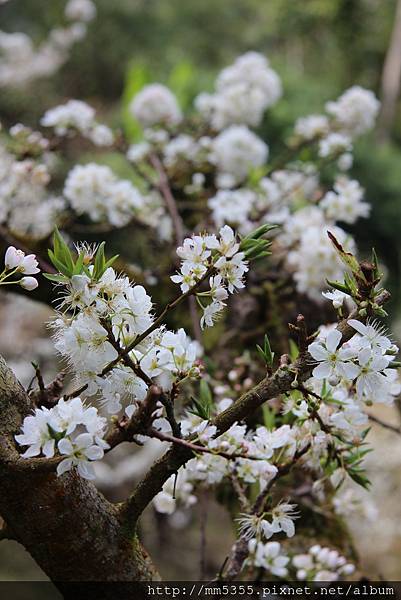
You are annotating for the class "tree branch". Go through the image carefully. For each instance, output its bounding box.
[149,153,185,246]
[118,290,390,532]
[0,354,159,586]
[368,413,401,435]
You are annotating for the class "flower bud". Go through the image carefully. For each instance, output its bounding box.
[20,276,38,291]
[5,246,24,270]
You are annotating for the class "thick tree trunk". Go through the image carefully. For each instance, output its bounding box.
[0,356,158,598]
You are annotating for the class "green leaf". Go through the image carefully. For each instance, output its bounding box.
[256,334,274,367]
[343,271,358,296]
[72,251,85,276]
[48,249,71,277]
[289,339,299,361]
[241,224,277,242]
[348,469,371,489]
[371,248,381,280]
[53,228,74,274]
[262,404,276,430]
[43,273,69,283]
[328,232,362,278]
[103,254,119,271]
[93,242,106,281]
[256,344,267,363]
[199,379,212,406]
[326,279,350,294]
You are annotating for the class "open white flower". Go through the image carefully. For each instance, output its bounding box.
[348,319,394,353]
[200,300,225,329]
[354,348,391,399]
[15,408,55,458]
[57,433,105,480]
[308,329,358,380]
[248,540,289,577]
[262,502,299,539]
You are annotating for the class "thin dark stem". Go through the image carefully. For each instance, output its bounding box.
[368,413,401,435]
[148,152,203,343]
[149,153,185,246]
[147,427,267,461]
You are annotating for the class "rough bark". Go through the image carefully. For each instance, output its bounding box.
[0,356,159,598]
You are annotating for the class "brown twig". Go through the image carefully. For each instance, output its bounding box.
[147,427,268,462]
[149,153,185,246]
[148,152,203,343]
[105,385,161,449]
[368,414,401,435]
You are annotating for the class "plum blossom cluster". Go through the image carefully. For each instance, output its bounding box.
[247,541,290,577]
[3,45,394,580]
[207,170,370,300]
[63,163,166,229]
[15,396,108,480]
[0,0,96,87]
[171,225,249,329]
[153,403,299,515]
[246,540,355,581]
[320,177,369,224]
[195,52,282,130]
[294,86,380,156]
[130,83,183,129]
[1,246,40,291]
[51,249,201,417]
[121,52,381,301]
[308,320,399,404]
[41,100,114,147]
[292,545,355,582]
[0,136,64,240]
[209,125,268,186]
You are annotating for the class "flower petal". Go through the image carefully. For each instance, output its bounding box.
[313,362,332,379]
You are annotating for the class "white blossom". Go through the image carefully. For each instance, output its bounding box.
[321,177,370,224]
[130,84,182,128]
[210,125,268,184]
[294,114,329,140]
[196,52,281,129]
[65,0,97,22]
[308,329,359,380]
[326,86,380,137]
[16,397,108,480]
[248,540,289,576]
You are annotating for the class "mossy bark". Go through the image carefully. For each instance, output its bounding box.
[0,356,159,597]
